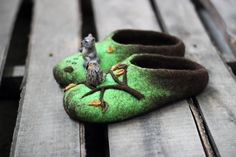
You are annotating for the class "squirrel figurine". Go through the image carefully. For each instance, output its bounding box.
[86,60,104,86]
[80,34,104,86]
[80,34,100,68]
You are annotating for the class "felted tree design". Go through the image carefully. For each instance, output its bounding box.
[64,63,144,112]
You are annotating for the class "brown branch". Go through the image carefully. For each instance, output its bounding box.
[81,84,144,100]
[76,64,144,112]
[76,81,86,84]
[122,68,127,85]
[75,81,95,89]
[84,83,96,89]
[99,88,108,112]
[99,88,105,101]
[109,70,124,85]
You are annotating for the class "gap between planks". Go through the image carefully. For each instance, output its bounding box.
[151,1,216,156]
[198,0,236,56]
[155,0,236,156]
[0,0,21,84]
[188,98,215,157]
[191,0,236,63]
[10,0,85,156]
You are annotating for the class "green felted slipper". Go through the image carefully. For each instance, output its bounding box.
[63,54,208,123]
[53,29,185,86]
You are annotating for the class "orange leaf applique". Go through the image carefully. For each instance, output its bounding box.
[64,83,77,92]
[89,99,101,106]
[107,45,113,53]
[115,69,125,76]
[111,63,120,71]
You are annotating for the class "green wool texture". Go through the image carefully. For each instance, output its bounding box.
[53,29,185,86]
[53,32,137,86]
[64,56,171,123]
[54,30,207,123]
[63,54,208,123]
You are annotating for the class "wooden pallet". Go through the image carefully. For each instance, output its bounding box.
[1,0,234,156]
[10,0,85,156]
[0,0,21,83]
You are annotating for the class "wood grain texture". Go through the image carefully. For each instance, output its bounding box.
[155,0,236,156]
[206,0,236,51]
[93,0,158,39]
[93,0,205,156]
[10,0,84,156]
[197,8,235,63]
[197,0,236,62]
[0,0,21,84]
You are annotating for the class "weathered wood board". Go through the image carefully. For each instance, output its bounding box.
[199,0,236,59]
[207,0,236,51]
[0,0,21,84]
[93,0,205,156]
[10,0,84,156]
[196,7,235,63]
[155,0,236,156]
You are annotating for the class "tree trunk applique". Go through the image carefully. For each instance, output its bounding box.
[64,63,145,112]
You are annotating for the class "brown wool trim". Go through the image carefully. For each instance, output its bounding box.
[81,85,144,100]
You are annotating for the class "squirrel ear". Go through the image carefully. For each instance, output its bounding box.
[88,33,93,37]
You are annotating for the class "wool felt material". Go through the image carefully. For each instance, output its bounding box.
[53,29,185,86]
[63,54,208,123]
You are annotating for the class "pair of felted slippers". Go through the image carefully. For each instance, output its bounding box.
[53,29,208,123]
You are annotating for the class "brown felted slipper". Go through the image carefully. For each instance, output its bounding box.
[63,54,208,123]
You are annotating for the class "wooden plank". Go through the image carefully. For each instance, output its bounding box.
[155,0,236,156]
[0,0,21,83]
[93,0,157,39]
[199,0,236,60]
[207,0,236,49]
[196,8,236,63]
[93,0,205,156]
[10,0,84,156]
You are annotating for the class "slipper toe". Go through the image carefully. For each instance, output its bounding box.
[53,53,86,86]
